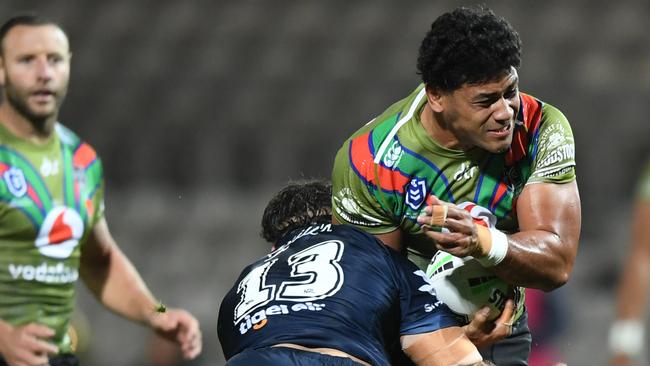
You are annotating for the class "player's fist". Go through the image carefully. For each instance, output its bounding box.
[149,308,202,359]
[0,322,58,366]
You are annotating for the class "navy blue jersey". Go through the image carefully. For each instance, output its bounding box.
[218,224,460,366]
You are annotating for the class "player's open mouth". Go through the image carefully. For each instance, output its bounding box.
[487,122,512,138]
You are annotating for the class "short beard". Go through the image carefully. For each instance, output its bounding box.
[3,77,63,134]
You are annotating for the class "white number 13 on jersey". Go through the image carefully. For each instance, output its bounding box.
[234,240,344,322]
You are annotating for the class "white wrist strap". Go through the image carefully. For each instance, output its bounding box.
[476,228,508,267]
[609,319,645,356]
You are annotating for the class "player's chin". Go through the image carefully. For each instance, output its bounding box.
[482,136,513,154]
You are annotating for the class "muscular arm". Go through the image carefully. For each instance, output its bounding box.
[492,180,581,291]
[79,218,157,324]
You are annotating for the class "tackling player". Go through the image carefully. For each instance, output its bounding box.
[0,15,201,365]
[218,180,511,366]
[331,6,581,365]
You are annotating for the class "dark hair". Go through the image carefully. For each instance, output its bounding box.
[0,14,64,55]
[261,180,332,243]
[416,6,522,92]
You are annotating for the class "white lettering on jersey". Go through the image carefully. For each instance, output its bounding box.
[453,162,477,181]
[8,262,79,284]
[40,157,59,177]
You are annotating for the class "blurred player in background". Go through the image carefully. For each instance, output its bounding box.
[331,5,581,365]
[218,180,506,366]
[0,15,201,365]
[610,159,650,366]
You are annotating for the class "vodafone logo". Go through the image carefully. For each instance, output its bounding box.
[35,207,84,259]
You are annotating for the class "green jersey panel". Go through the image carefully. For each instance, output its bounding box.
[0,122,105,353]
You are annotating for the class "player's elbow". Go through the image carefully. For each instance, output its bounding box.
[541,270,571,292]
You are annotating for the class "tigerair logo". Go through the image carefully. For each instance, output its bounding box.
[237,302,326,335]
[36,207,84,259]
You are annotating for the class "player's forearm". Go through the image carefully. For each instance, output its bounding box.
[614,241,650,319]
[80,245,157,325]
[491,230,576,291]
[616,200,650,318]
[0,318,12,354]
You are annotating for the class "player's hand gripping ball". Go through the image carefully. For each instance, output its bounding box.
[426,251,515,322]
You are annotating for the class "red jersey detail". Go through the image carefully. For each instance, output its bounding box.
[48,212,73,244]
[27,186,43,209]
[350,133,410,193]
[85,199,94,220]
[73,143,97,169]
[505,93,543,165]
[490,183,509,211]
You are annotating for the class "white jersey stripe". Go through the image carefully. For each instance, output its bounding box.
[373,88,427,164]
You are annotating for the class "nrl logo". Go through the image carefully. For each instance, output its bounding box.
[405,177,427,210]
[3,167,27,198]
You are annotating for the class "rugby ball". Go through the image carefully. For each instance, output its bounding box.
[426,251,513,322]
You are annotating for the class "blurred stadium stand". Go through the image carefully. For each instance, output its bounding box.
[1,0,648,364]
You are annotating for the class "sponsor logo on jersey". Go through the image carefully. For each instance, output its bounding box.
[237,302,326,335]
[35,206,84,259]
[537,144,575,171]
[453,162,477,181]
[8,262,78,284]
[40,157,59,177]
[333,188,382,227]
[383,141,403,168]
[3,167,27,198]
[405,178,427,210]
[424,300,444,313]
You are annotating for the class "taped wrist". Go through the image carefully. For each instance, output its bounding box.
[474,225,508,267]
[609,319,645,356]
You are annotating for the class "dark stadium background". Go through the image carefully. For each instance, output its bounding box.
[1,0,647,364]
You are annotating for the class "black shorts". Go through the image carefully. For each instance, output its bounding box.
[0,354,79,366]
[226,347,363,366]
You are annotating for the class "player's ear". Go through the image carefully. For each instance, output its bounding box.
[425,85,444,113]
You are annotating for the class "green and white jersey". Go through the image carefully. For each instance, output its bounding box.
[0,122,104,353]
[331,84,576,321]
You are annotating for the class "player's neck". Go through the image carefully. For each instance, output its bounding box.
[420,105,469,151]
[0,103,56,144]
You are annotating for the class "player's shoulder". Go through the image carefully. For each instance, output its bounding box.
[520,92,570,126]
[55,123,101,168]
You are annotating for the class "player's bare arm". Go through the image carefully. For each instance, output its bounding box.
[79,218,202,359]
[418,181,580,291]
[497,180,581,290]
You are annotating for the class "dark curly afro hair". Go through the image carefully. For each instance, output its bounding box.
[416,6,522,92]
[261,180,332,244]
